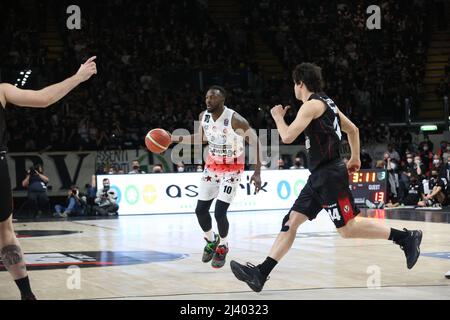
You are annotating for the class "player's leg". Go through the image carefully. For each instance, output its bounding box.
[0,216,35,300]
[230,181,321,292]
[0,158,35,300]
[331,189,422,269]
[211,171,241,268]
[197,171,220,263]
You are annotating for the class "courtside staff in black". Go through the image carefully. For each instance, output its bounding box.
[230,63,423,293]
[0,56,97,299]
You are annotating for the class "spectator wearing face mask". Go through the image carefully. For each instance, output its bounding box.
[431,154,446,178]
[412,155,426,179]
[196,165,204,172]
[290,157,305,169]
[128,160,146,174]
[420,142,434,173]
[153,164,163,173]
[387,157,400,203]
[398,154,415,205]
[260,161,269,170]
[278,159,286,170]
[176,162,185,173]
[442,144,450,161]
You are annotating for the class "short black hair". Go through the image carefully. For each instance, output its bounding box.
[292,63,323,92]
[208,85,227,99]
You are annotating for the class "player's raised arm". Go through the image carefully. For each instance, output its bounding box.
[171,111,208,145]
[338,109,361,173]
[0,56,97,108]
[271,100,320,144]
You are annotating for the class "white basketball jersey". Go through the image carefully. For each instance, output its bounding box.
[202,107,245,160]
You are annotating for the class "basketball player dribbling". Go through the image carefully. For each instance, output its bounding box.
[230,63,423,292]
[172,86,262,268]
[0,56,97,299]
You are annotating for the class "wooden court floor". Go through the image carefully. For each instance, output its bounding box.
[0,209,449,300]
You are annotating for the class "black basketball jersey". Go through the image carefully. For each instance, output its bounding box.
[304,93,342,171]
[0,104,7,151]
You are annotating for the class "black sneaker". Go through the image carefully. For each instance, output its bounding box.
[202,234,220,263]
[400,229,423,269]
[21,294,36,300]
[230,260,267,292]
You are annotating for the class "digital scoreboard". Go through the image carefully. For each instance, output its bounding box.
[349,169,387,208]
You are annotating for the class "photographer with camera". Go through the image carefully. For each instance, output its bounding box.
[54,186,85,218]
[22,164,50,218]
[93,178,119,216]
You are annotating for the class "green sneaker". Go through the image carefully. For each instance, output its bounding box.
[202,234,220,263]
[211,245,229,269]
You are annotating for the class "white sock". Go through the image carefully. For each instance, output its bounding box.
[204,230,215,242]
[219,236,228,247]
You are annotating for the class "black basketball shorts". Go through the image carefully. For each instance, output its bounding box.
[0,152,13,222]
[290,159,360,228]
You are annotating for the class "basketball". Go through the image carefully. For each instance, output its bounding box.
[145,129,172,154]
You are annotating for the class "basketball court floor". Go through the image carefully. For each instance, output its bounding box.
[0,209,449,300]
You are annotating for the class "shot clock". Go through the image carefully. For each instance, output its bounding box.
[349,169,387,208]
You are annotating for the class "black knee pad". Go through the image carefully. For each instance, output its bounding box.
[195,199,213,216]
[195,200,213,232]
[214,200,230,220]
[281,211,291,232]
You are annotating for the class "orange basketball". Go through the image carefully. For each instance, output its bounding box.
[145,129,172,154]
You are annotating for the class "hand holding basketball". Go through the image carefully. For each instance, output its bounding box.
[145,129,172,154]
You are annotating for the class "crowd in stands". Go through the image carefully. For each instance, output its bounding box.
[378,139,450,209]
[243,0,429,122]
[1,0,431,154]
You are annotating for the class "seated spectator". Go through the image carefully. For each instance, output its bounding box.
[260,161,269,170]
[413,155,426,179]
[417,169,447,209]
[93,178,119,216]
[128,160,146,174]
[176,162,185,173]
[400,174,422,206]
[22,164,50,218]
[153,164,163,173]
[277,159,286,170]
[196,165,204,172]
[289,157,305,169]
[54,186,85,218]
[432,154,446,178]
